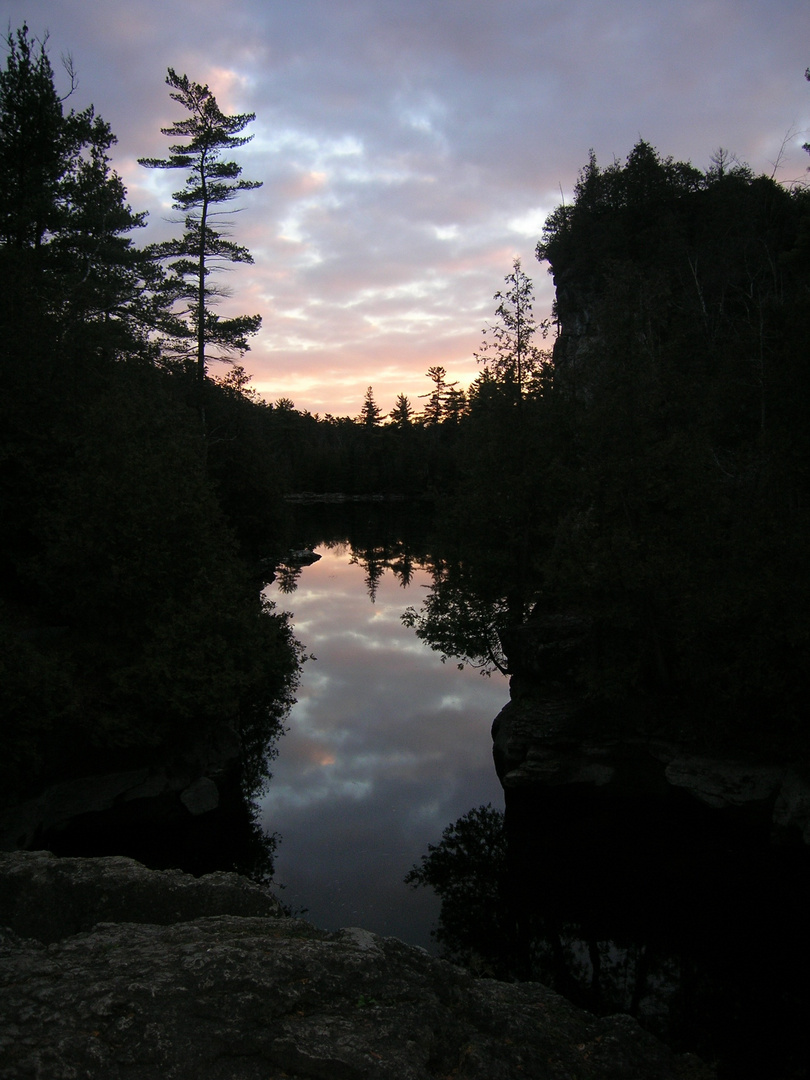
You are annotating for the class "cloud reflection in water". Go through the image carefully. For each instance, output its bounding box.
[260,547,508,950]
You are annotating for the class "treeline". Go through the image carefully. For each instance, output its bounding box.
[0,28,301,803]
[435,139,810,750]
[3,15,808,799]
[261,373,469,496]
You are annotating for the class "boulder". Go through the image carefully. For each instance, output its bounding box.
[0,850,284,943]
[179,776,220,816]
[0,724,242,853]
[0,851,713,1080]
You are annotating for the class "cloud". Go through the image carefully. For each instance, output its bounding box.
[5,0,810,414]
[259,550,507,946]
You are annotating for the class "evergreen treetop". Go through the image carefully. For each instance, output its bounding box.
[139,69,263,381]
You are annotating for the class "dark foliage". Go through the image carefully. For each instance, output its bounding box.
[405,804,510,973]
[533,141,810,745]
[0,28,300,808]
[400,139,810,752]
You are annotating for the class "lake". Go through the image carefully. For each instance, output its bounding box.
[259,531,508,949]
[24,495,808,1079]
[258,500,810,1080]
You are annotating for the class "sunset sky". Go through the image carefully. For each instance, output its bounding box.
[6,0,810,416]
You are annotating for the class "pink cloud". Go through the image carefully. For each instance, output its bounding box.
[5,0,809,415]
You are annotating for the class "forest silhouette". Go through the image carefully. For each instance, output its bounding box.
[2,22,809,811]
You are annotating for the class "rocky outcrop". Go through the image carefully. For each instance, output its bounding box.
[660,753,810,840]
[284,547,322,565]
[492,616,810,843]
[0,725,242,854]
[0,850,713,1080]
[0,849,285,944]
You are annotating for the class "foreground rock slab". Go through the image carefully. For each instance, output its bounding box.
[0,849,285,943]
[1,852,713,1080]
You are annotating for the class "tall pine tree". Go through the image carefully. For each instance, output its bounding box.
[139,69,262,382]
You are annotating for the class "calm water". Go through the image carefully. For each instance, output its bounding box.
[30,497,809,1078]
[257,513,810,1079]
[259,541,508,950]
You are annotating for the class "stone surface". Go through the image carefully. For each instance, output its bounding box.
[0,851,713,1080]
[491,696,668,797]
[663,757,784,809]
[0,770,153,850]
[179,776,220,816]
[493,618,810,842]
[0,725,242,852]
[772,768,810,843]
[494,690,810,840]
[0,850,284,943]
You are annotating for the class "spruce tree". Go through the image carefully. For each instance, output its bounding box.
[421,366,456,425]
[389,393,414,428]
[359,385,382,427]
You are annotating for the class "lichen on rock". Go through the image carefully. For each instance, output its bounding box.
[0,850,714,1079]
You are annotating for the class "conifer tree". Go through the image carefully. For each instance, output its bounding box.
[421,365,456,425]
[139,69,262,381]
[0,24,156,359]
[359,385,382,427]
[443,385,468,425]
[389,393,414,428]
[0,24,64,254]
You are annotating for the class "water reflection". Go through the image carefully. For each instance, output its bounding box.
[406,785,810,1080]
[404,803,510,973]
[259,544,508,949]
[507,788,810,1080]
[268,503,810,1079]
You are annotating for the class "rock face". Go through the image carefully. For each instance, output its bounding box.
[0,850,713,1080]
[0,724,243,854]
[492,617,810,843]
[0,849,285,944]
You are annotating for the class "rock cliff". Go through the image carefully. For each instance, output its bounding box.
[0,850,713,1080]
[492,617,810,843]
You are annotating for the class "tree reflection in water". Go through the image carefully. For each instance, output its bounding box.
[259,501,509,947]
[392,507,810,1078]
[407,787,810,1080]
[278,499,522,671]
[405,804,510,975]
[402,564,511,675]
[276,500,434,602]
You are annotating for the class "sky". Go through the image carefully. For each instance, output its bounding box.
[6,0,810,416]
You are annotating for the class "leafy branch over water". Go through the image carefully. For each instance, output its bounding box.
[401,566,510,675]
